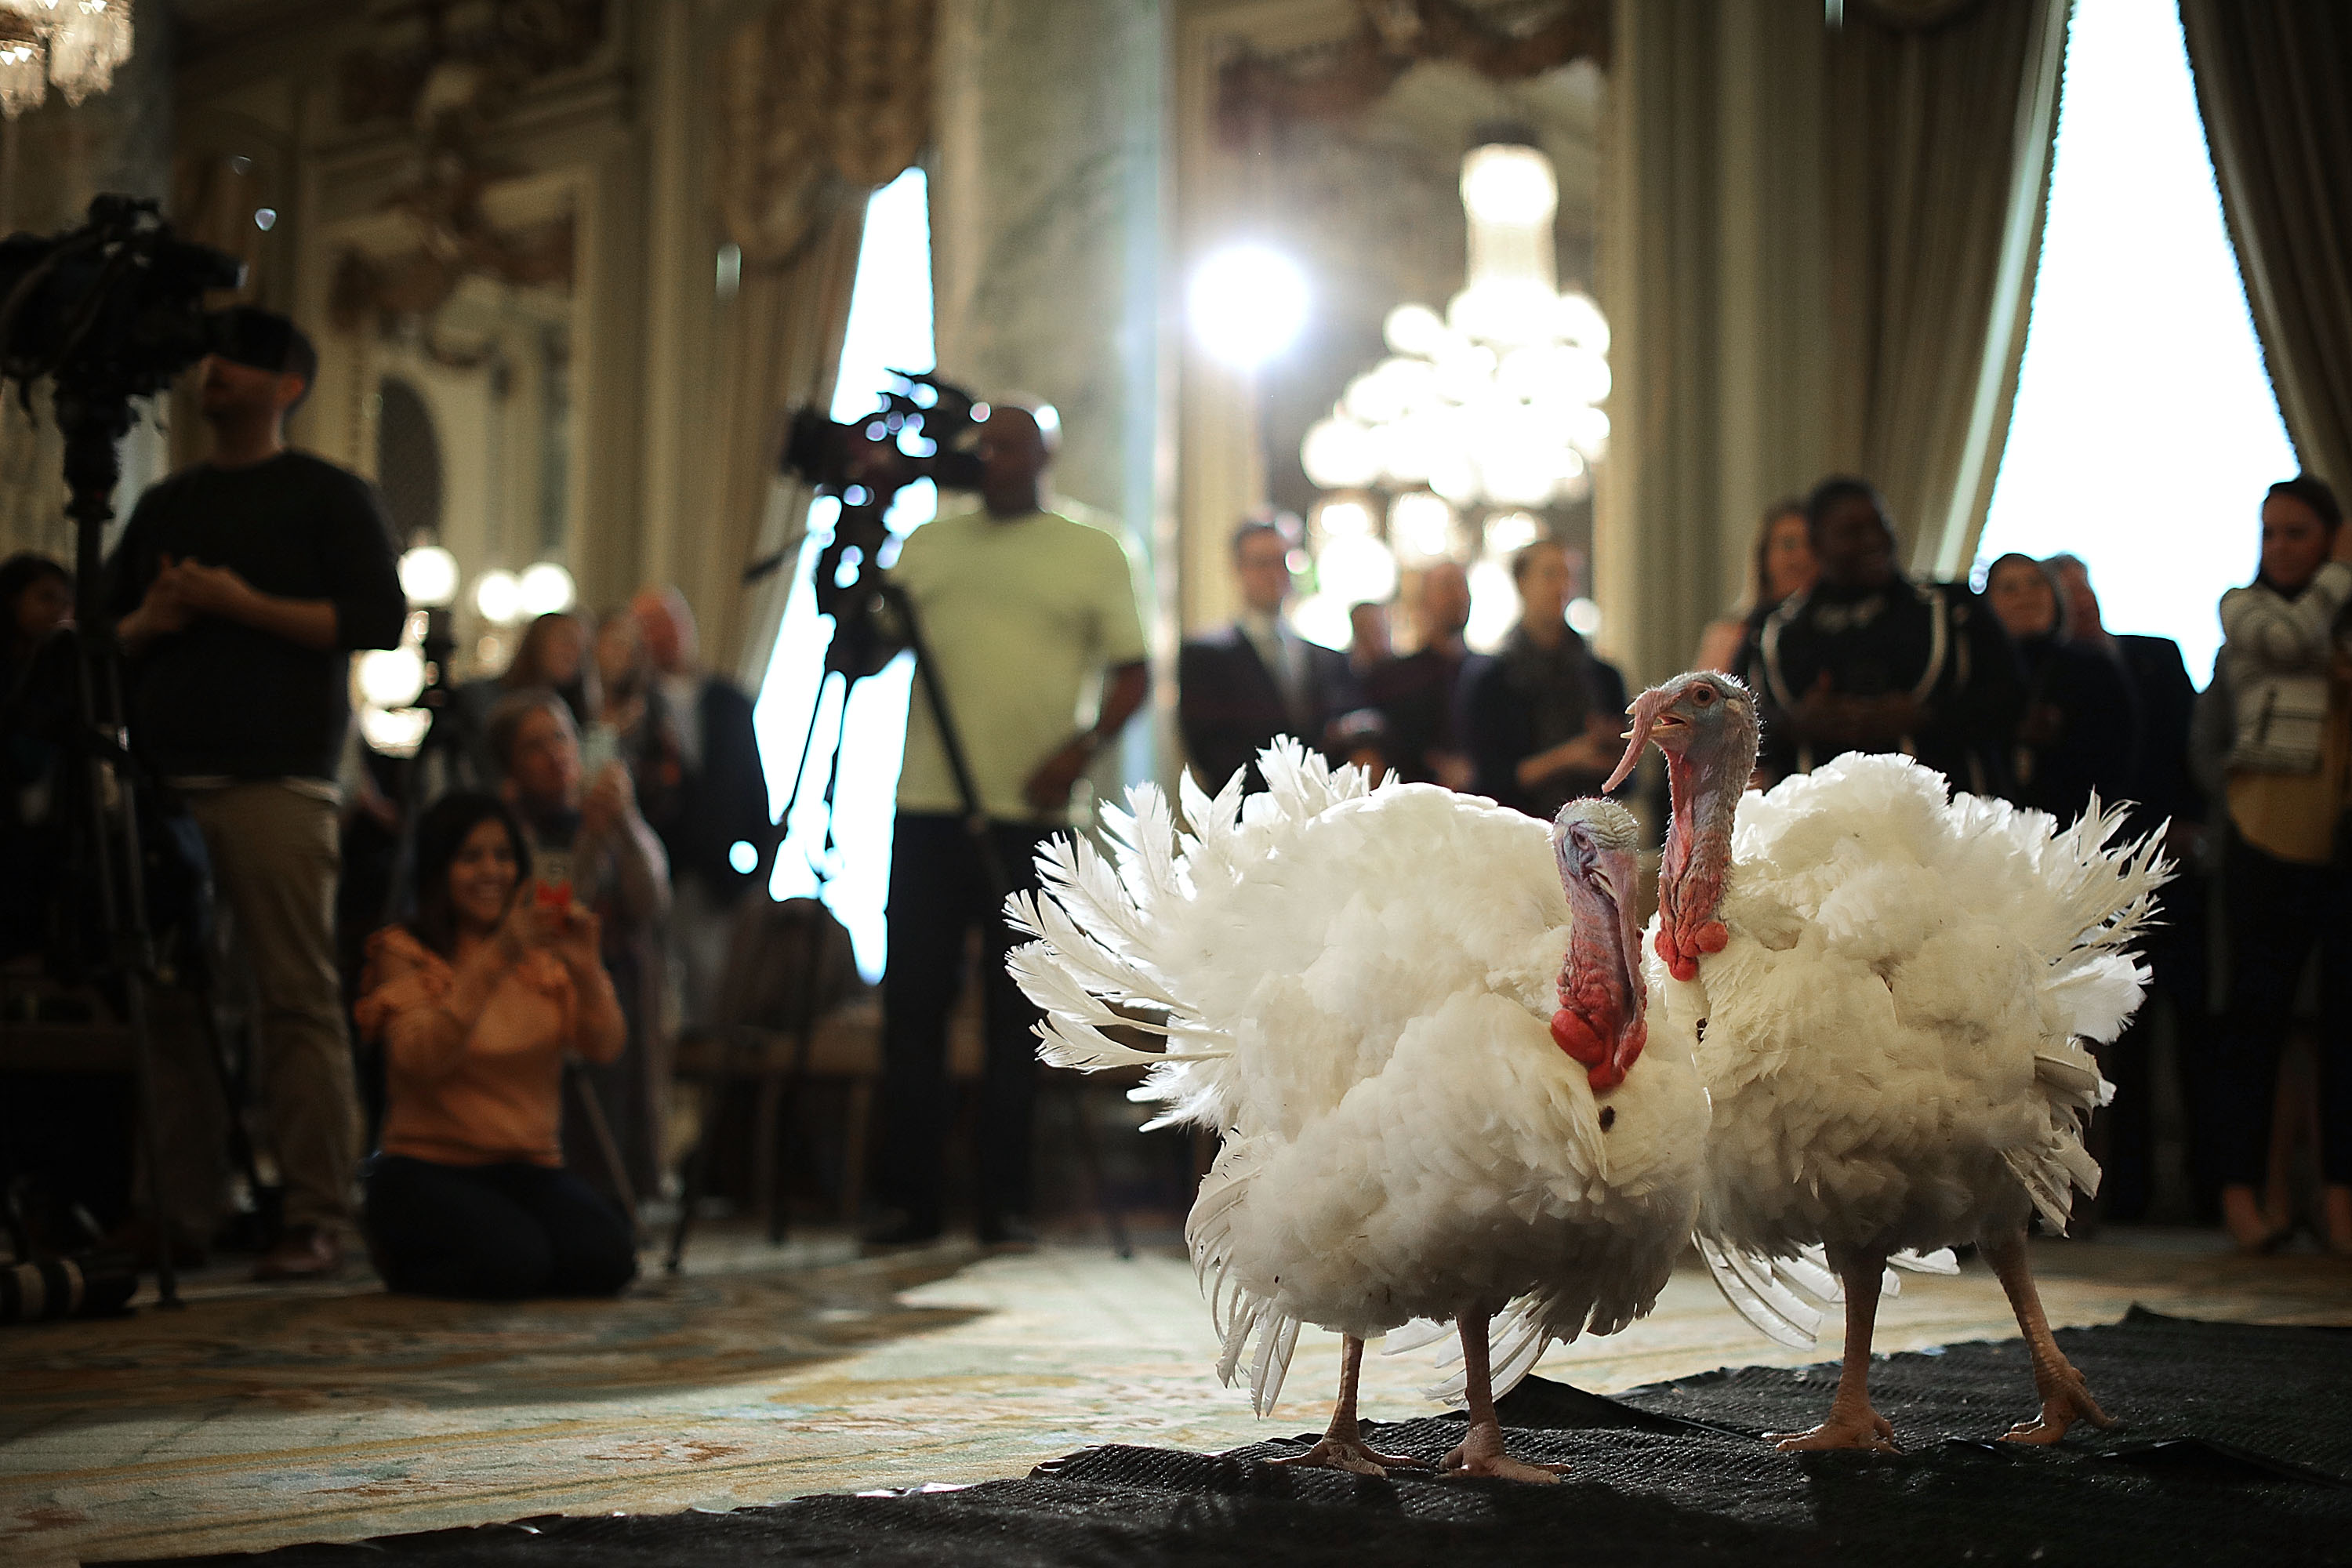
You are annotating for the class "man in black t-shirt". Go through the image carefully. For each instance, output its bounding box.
[106,310,406,1280]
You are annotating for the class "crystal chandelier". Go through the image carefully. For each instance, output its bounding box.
[0,0,135,118]
[1300,140,1610,514]
[1289,138,1611,655]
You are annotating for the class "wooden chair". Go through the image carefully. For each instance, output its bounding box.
[666,897,873,1268]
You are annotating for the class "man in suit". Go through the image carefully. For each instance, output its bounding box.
[630,586,772,1031]
[2047,553,2212,1223]
[1179,521,1366,791]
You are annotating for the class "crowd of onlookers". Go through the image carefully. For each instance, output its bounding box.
[1,313,2344,1308]
[0,311,771,1303]
[1180,471,2352,1258]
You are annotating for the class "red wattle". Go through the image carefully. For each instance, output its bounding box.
[1555,1008,1642,1093]
[1551,1008,1606,1066]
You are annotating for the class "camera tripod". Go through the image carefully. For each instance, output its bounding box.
[1,197,270,1308]
[50,390,190,1308]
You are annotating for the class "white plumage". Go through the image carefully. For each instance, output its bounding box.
[1611,672,2168,1450]
[1006,742,1708,1479]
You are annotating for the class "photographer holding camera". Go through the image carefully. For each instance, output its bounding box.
[104,309,406,1281]
[867,401,1149,1247]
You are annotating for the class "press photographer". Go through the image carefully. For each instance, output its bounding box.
[104,308,407,1282]
[861,400,1149,1248]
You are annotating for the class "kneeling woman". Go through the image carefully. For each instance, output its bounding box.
[358,793,638,1298]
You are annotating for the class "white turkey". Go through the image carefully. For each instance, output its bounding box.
[1004,744,1708,1481]
[1601,670,2168,1450]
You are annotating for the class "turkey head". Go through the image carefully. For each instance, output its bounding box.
[1549,797,1647,1092]
[1604,671,1761,981]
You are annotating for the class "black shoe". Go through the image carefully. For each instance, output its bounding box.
[862,1214,943,1249]
[977,1213,1036,1249]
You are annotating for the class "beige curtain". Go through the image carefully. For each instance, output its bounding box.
[2180,1,2352,494]
[1821,0,2069,579]
[706,0,934,684]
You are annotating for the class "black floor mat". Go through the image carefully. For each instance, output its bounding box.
[122,1309,2352,1568]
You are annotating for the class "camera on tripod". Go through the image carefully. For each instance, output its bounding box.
[777,371,988,681]
[0,194,248,1310]
[781,370,986,500]
[0,194,245,412]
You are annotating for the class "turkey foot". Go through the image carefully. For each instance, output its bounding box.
[1439,1421,1570,1483]
[1269,1337,1431,1477]
[1437,1315,1566,1483]
[1769,1403,1900,1454]
[2002,1359,2114,1445]
[1769,1248,1903,1454]
[1983,1229,2122,1445]
[1272,1433,1429,1477]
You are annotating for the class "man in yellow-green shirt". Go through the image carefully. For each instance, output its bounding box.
[871,402,1149,1247]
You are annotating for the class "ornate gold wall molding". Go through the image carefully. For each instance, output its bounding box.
[1214,0,1610,147]
[326,0,604,333]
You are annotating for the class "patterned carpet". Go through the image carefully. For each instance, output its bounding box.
[3,1227,2345,1566]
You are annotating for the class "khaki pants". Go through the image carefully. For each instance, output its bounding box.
[187,782,361,1232]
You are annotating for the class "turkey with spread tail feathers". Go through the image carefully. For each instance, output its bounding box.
[1602,671,2169,1451]
[1004,742,1708,1481]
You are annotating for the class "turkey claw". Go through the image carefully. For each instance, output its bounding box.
[1439,1449,1569,1484]
[2000,1366,2118,1446]
[1269,1436,1432,1477]
[1438,1433,1567,1483]
[1769,1409,1901,1454]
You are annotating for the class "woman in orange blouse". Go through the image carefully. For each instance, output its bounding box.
[356,793,637,1298]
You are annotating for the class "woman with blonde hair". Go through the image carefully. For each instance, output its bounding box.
[2202,474,2352,1254]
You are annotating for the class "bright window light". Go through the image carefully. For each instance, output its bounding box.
[1189,244,1310,368]
[753,167,935,980]
[1975,0,2296,684]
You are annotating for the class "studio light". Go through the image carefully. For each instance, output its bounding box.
[396,544,459,608]
[474,568,522,626]
[517,561,578,617]
[357,645,426,709]
[1189,243,1311,369]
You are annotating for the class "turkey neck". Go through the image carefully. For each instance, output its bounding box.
[1552,845,1646,1091]
[1657,721,1755,981]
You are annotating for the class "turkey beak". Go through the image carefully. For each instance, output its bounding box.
[1602,840,1646,1050]
[1602,688,1677,793]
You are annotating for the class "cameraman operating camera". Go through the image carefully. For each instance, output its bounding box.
[869,401,1149,1247]
[104,308,407,1281]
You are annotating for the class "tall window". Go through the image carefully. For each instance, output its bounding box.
[1975,0,2296,683]
[753,169,934,978]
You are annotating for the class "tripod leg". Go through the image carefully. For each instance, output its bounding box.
[765,912,837,1247]
[122,974,180,1308]
[666,1082,706,1274]
[78,624,180,1308]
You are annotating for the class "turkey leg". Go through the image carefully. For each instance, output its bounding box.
[1769,1249,1900,1453]
[1269,1335,1430,1477]
[1439,1315,1569,1483]
[1983,1228,2120,1443]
